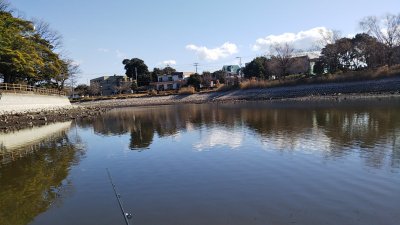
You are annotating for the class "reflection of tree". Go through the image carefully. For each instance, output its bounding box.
[0,134,84,225]
[77,101,400,169]
[314,107,400,168]
[129,118,154,150]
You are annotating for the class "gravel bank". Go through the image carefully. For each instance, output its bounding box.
[77,76,400,108]
[0,106,108,132]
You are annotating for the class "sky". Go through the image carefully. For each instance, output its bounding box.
[10,0,400,84]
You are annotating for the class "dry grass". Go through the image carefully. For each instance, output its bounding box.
[148,89,158,96]
[240,65,400,90]
[216,84,237,92]
[178,86,196,95]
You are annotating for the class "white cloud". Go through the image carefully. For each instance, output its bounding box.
[115,50,126,59]
[161,60,177,66]
[71,60,83,66]
[252,27,334,52]
[97,48,110,53]
[186,42,238,61]
[193,128,243,151]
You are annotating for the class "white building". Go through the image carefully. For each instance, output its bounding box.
[151,72,193,90]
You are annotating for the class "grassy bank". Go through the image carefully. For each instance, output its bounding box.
[240,65,400,90]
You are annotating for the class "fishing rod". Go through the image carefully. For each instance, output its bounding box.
[106,168,133,225]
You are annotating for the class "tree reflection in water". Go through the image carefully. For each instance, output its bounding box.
[77,99,400,169]
[0,126,85,225]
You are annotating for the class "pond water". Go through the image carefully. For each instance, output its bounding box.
[1,99,400,225]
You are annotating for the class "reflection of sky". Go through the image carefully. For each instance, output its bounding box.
[193,127,244,151]
[260,127,332,153]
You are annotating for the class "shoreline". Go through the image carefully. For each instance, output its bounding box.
[1,76,400,131]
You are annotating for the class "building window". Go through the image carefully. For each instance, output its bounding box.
[158,78,162,82]
[168,77,173,81]
[167,84,173,90]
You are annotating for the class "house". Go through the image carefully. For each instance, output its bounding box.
[222,65,241,77]
[90,75,132,96]
[222,65,242,86]
[150,72,193,91]
[288,56,311,75]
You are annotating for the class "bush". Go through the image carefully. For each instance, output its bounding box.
[148,89,157,96]
[178,86,196,95]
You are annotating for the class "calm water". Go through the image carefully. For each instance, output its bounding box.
[1,99,400,225]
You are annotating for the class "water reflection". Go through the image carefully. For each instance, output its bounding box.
[0,122,85,225]
[78,100,400,169]
[0,122,72,164]
[194,129,244,151]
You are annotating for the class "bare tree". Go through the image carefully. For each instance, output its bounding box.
[360,13,400,66]
[54,58,81,91]
[319,29,341,46]
[89,82,101,96]
[32,19,63,50]
[113,82,131,95]
[269,43,296,79]
[311,29,342,51]
[0,0,10,12]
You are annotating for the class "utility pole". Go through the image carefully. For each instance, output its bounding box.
[236,57,243,78]
[193,63,199,74]
[135,67,138,85]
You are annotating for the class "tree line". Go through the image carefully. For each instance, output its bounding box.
[121,58,226,88]
[0,0,79,90]
[243,13,400,79]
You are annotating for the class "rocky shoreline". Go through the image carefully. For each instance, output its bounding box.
[1,76,400,132]
[0,106,108,132]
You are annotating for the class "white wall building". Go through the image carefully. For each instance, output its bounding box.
[151,72,193,90]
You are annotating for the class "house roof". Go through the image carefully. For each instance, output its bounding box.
[222,65,241,73]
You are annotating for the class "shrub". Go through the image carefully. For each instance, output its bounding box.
[178,86,196,95]
[148,89,157,96]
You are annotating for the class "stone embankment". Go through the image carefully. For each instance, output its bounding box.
[0,106,107,132]
[0,92,71,114]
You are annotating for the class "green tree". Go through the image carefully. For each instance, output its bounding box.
[243,57,267,79]
[352,33,387,69]
[122,58,150,86]
[162,66,176,75]
[0,4,70,86]
[74,84,90,96]
[212,70,226,83]
[313,60,325,75]
[151,67,162,82]
[187,73,201,89]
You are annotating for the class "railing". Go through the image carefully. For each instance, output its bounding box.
[0,83,66,96]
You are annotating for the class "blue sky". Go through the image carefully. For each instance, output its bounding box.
[10,0,400,84]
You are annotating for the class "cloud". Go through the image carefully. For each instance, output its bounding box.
[161,60,177,66]
[193,128,243,151]
[252,27,334,52]
[186,42,238,61]
[115,50,126,59]
[71,60,83,66]
[97,48,110,53]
